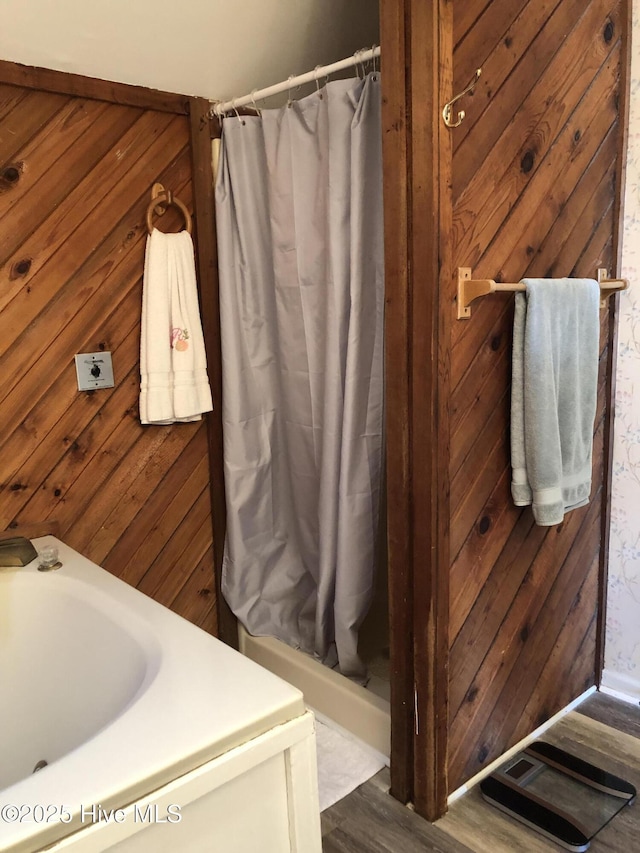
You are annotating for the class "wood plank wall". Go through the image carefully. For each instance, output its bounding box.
[448,0,624,790]
[0,70,217,635]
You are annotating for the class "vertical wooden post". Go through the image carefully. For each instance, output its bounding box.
[380,0,414,806]
[381,0,452,819]
[188,97,238,648]
[408,0,453,822]
[597,0,632,680]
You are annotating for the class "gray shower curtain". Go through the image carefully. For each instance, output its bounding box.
[215,73,384,679]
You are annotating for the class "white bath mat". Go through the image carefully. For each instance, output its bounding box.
[312,711,387,811]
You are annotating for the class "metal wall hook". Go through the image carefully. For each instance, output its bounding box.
[442,68,482,128]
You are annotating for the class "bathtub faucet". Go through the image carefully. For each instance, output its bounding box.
[0,536,38,567]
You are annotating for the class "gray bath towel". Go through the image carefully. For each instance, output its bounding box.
[510,278,600,526]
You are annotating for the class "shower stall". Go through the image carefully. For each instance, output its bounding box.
[213,59,390,758]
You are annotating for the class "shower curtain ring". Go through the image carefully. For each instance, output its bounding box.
[287,75,296,108]
[250,90,262,116]
[314,65,324,99]
[353,49,362,78]
[232,98,245,125]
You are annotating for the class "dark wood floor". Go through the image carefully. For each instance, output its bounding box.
[321,693,640,852]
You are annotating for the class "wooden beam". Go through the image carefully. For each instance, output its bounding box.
[408,0,452,822]
[188,97,238,648]
[380,0,414,806]
[597,0,632,681]
[381,0,452,818]
[0,58,190,114]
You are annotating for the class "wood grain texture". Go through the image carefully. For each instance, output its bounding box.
[577,693,640,738]
[0,59,190,114]
[380,0,414,806]
[188,96,237,647]
[597,0,633,683]
[322,694,640,852]
[436,696,640,853]
[0,64,217,635]
[321,769,474,853]
[448,0,627,792]
[408,0,453,821]
[381,0,454,818]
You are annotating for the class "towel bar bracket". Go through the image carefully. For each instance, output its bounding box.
[457,268,525,319]
[457,267,628,319]
[597,267,627,307]
[146,183,192,235]
[150,182,168,216]
[457,268,485,319]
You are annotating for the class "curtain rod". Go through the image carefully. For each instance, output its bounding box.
[209,45,380,119]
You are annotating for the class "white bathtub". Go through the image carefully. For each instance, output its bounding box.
[0,536,321,852]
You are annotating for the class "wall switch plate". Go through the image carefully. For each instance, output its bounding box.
[75,352,115,391]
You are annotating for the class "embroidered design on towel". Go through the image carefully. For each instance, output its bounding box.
[170,327,190,351]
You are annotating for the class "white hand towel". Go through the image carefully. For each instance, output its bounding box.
[510,278,600,526]
[139,228,213,425]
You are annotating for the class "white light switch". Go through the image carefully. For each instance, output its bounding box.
[75,352,115,391]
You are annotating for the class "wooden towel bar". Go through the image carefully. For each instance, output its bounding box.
[457,267,628,319]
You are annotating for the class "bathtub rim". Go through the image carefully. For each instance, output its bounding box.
[0,566,164,792]
[1,536,306,853]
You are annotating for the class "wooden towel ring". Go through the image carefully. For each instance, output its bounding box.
[146,183,192,235]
